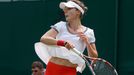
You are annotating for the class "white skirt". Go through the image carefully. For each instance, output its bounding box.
[34,42,86,73]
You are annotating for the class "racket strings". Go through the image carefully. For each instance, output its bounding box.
[92,60,117,75]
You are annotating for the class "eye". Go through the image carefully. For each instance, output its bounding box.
[64,7,74,10]
[67,8,73,10]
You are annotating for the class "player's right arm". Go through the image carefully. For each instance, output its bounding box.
[40,28,58,45]
[40,28,74,49]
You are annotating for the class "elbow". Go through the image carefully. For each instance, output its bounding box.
[90,54,98,58]
[40,37,43,42]
[40,36,46,43]
[90,50,98,58]
[94,53,98,58]
[93,50,98,58]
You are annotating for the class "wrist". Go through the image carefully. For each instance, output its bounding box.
[57,40,66,46]
[85,41,91,45]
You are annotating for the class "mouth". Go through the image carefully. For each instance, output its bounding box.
[65,14,70,20]
[65,14,68,18]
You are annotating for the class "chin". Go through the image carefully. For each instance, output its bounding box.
[66,18,71,22]
[65,19,69,22]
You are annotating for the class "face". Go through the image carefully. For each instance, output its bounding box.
[32,67,43,75]
[63,7,80,22]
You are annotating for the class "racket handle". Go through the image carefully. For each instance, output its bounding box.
[71,48,95,60]
[71,48,83,57]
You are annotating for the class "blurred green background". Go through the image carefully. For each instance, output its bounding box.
[0,0,134,75]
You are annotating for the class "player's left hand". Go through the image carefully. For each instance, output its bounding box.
[77,32,90,44]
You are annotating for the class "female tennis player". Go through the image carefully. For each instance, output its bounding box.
[40,0,98,75]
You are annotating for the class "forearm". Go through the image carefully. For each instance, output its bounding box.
[40,36,57,45]
[86,42,98,58]
[87,46,98,58]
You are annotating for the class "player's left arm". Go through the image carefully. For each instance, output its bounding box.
[78,32,98,58]
[86,43,98,58]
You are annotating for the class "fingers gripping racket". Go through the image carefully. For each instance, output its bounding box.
[71,48,118,75]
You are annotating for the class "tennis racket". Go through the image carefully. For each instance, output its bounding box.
[71,48,118,75]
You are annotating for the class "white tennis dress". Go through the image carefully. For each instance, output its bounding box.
[34,21,96,73]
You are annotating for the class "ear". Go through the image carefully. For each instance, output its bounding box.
[76,9,81,15]
[76,10,81,18]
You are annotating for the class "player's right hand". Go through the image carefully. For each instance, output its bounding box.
[64,41,74,50]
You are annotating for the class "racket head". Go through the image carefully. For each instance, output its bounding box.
[91,58,118,75]
[71,48,118,75]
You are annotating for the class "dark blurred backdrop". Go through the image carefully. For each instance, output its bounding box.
[0,0,134,75]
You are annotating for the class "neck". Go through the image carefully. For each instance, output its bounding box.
[67,18,82,30]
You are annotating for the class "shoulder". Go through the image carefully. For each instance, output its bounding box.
[52,21,66,28]
[85,27,96,42]
[55,21,66,26]
[87,28,94,32]
[84,26,94,34]
[51,21,67,32]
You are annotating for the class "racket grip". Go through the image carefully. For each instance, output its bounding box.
[71,48,83,56]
